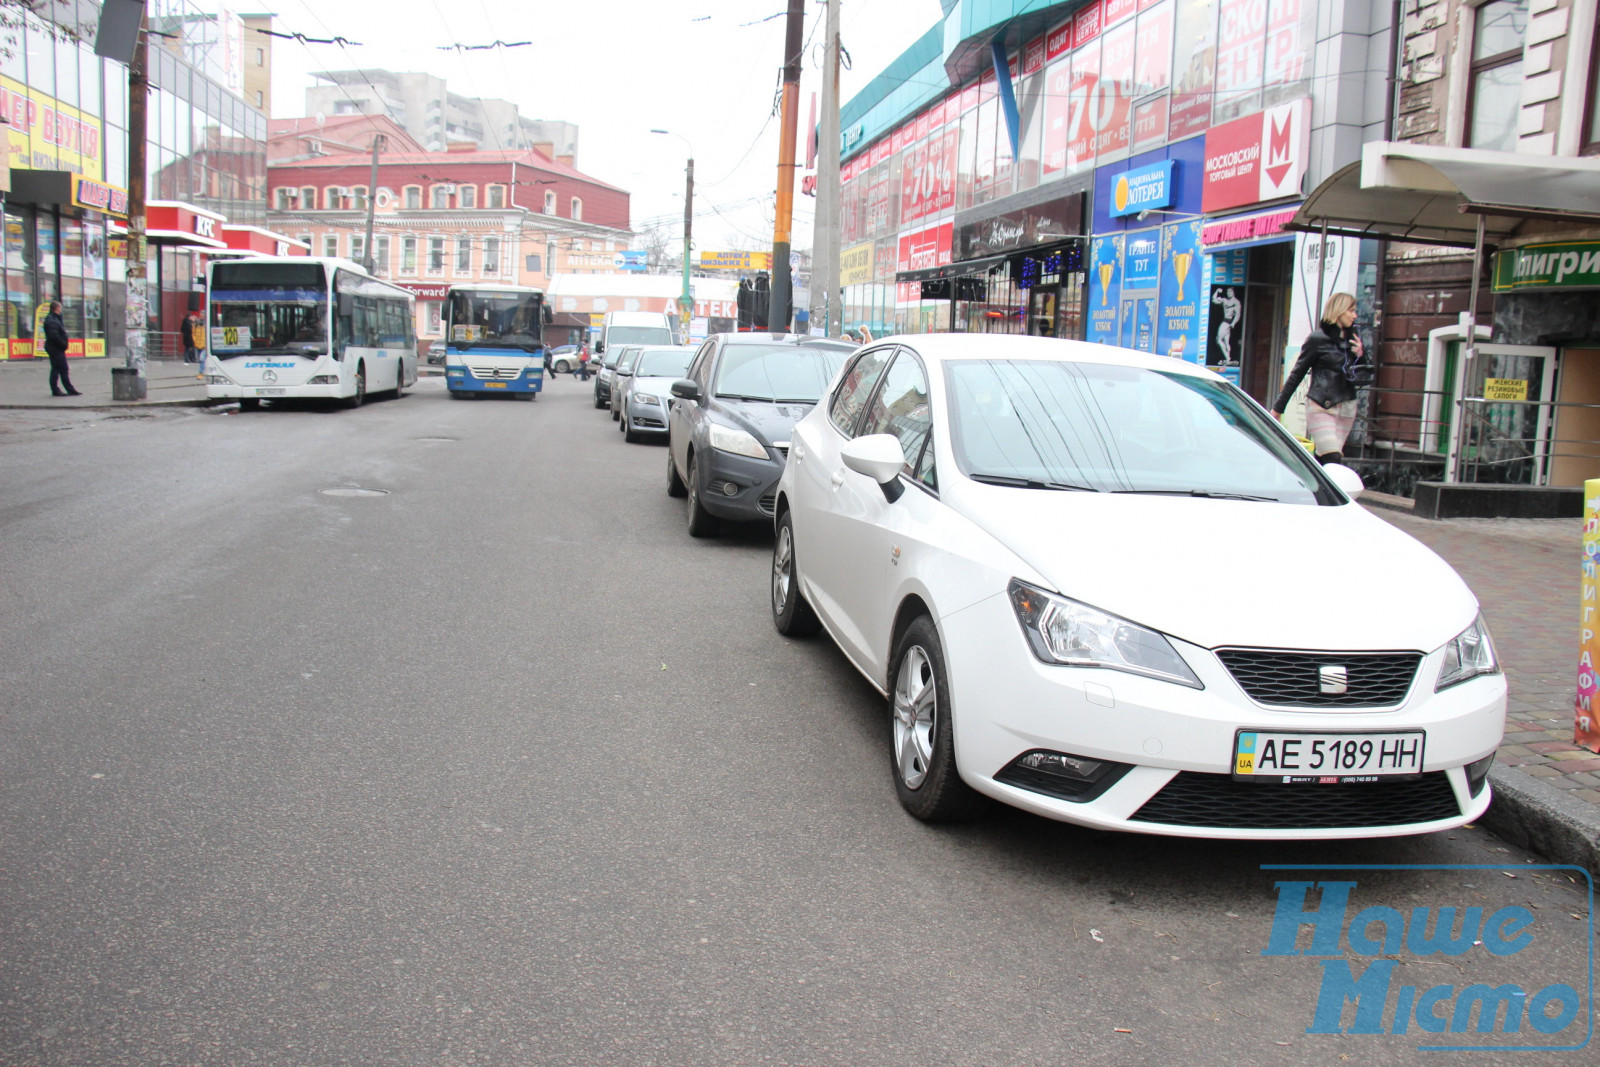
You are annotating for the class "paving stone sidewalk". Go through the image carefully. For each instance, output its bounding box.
[0,356,209,408]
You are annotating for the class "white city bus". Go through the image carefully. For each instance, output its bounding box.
[443,284,551,399]
[205,256,417,410]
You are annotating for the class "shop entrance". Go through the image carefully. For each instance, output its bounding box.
[1205,242,1293,404]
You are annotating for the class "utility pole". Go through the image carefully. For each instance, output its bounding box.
[680,157,694,341]
[122,1,149,397]
[362,133,384,272]
[769,0,805,333]
[814,0,842,337]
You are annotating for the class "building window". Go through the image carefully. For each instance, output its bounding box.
[254,89,264,108]
[300,186,316,209]
[459,185,476,208]
[456,236,472,272]
[432,185,451,209]
[1586,30,1600,154]
[325,187,346,210]
[546,242,555,275]
[298,233,312,250]
[274,187,293,209]
[486,185,505,209]
[427,302,443,335]
[570,197,582,220]
[373,236,391,275]
[350,235,366,264]
[404,185,421,209]
[544,190,556,214]
[428,236,445,273]
[323,234,338,258]
[352,186,368,211]
[256,47,265,66]
[484,237,501,274]
[1467,0,1528,152]
[402,237,418,274]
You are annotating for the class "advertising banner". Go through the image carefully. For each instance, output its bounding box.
[1157,218,1205,363]
[700,251,772,271]
[1087,234,1124,345]
[1,74,105,179]
[896,222,953,274]
[1169,0,1217,138]
[840,241,875,287]
[1046,19,1075,60]
[1123,230,1160,288]
[900,127,957,225]
[1041,57,1072,176]
[1287,231,1360,349]
[1201,97,1309,212]
[1580,480,1600,753]
[1133,1,1174,98]
[1110,160,1176,217]
[1092,19,1136,162]
[1133,95,1170,150]
[1493,241,1600,292]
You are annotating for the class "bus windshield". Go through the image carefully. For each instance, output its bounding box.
[209,261,330,358]
[447,289,545,352]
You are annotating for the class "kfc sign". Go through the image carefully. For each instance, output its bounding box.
[195,216,217,239]
[1201,98,1310,213]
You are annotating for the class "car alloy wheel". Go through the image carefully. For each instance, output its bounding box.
[891,617,981,822]
[771,511,820,636]
[686,455,720,537]
[666,447,687,497]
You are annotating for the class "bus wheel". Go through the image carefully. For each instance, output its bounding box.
[393,371,405,398]
[238,397,260,411]
[345,365,366,409]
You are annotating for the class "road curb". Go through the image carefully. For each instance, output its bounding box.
[0,399,220,410]
[1480,763,1600,875]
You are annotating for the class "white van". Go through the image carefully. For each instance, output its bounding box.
[599,310,676,353]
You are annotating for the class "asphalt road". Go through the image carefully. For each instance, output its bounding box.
[0,376,1593,1065]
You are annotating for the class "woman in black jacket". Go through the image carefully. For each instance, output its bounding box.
[1271,292,1368,464]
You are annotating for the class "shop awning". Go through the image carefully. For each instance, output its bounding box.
[1289,141,1600,248]
[895,252,1008,284]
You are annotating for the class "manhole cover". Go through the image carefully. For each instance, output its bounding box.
[414,436,457,443]
[318,487,390,497]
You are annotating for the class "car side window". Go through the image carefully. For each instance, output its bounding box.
[688,340,715,386]
[859,351,931,473]
[913,436,937,492]
[828,345,895,436]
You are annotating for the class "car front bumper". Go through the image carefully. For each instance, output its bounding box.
[695,448,784,521]
[625,396,670,434]
[937,592,1505,839]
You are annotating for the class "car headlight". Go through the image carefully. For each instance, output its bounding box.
[709,423,769,459]
[631,392,660,405]
[206,374,231,385]
[308,374,339,384]
[1435,614,1499,690]
[1006,579,1202,688]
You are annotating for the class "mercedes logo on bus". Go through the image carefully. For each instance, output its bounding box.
[262,370,277,383]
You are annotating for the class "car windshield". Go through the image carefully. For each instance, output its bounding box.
[608,326,673,347]
[945,359,1336,504]
[635,348,693,378]
[713,345,848,403]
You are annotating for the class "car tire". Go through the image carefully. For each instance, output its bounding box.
[237,397,260,411]
[594,390,605,410]
[666,447,687,497]
[891,617,983,823]
[449,390,468,400]
[685,455,720,538]
[771,510,821,637]
[623,416,640,444]
[555,359,571,374]
[344,364,366,409]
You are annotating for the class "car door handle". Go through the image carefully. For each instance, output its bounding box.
[830,470,845,488]
[793,445,805,461]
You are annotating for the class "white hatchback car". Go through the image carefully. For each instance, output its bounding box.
[771,334,1505,839]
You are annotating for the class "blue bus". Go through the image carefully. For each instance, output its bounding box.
[443,284,552,399]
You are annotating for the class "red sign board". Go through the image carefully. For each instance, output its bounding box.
[1201,98,1310,213]
[1104,0,1137,26]
[899,127,959,226]
[1073,0,1103,48]
[896,221,953,274]
[1045,20,1074,60]
[1133,94,1169,150]
[914,109,930,142]
[1201,207,1299,247]
[1024,35,1046,74]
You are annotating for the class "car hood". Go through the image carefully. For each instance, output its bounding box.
[711,398,816,445]
[630,374,682,396]
[950,488,1477,652]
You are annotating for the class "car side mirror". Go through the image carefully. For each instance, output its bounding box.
[841,434,906,502]
[542,305,554,325]
[670,379,701,402]
[595,340,605,353]
[1324,462,1364,500]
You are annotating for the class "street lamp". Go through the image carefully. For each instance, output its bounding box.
[650,129,693,342]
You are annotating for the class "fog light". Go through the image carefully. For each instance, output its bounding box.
[995,749,1134,803]
[1465,752,1495,797]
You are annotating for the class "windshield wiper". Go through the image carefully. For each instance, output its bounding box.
[716,394,777,402]
[1113,488,1279,502]
[968,473,1098,492]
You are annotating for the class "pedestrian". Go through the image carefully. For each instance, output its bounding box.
[182,307,204,364]
[1271,292,1371,465]
[543,349,554,379]
[859,326,874,343]
[43,300,80,397]
[576,343,591,381]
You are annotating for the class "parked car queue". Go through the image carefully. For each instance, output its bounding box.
[587,330,1505,844]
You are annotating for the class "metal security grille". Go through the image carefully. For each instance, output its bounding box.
[468,365,521,380]
[1216,649,1422,708]
[1131,772,1460,830]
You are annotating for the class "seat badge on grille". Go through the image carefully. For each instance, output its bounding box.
[1319,665,1348,695]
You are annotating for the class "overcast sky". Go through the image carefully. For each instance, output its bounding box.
[261,0,946,253]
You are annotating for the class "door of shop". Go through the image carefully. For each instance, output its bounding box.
[1440,343,1558,484]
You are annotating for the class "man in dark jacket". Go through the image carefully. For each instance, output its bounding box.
[43,301,80,397]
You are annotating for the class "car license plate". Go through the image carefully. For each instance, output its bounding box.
[1233,729,1425,783]
[255,387,285,396]
[485,382,506,388]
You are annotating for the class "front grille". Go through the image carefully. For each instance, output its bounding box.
[468,365,521,380]
[1131,771,1460,830]
[634,416,664,428]
[758,492,777,516]
[1216,648,1422,708]
[773,443,789,459]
